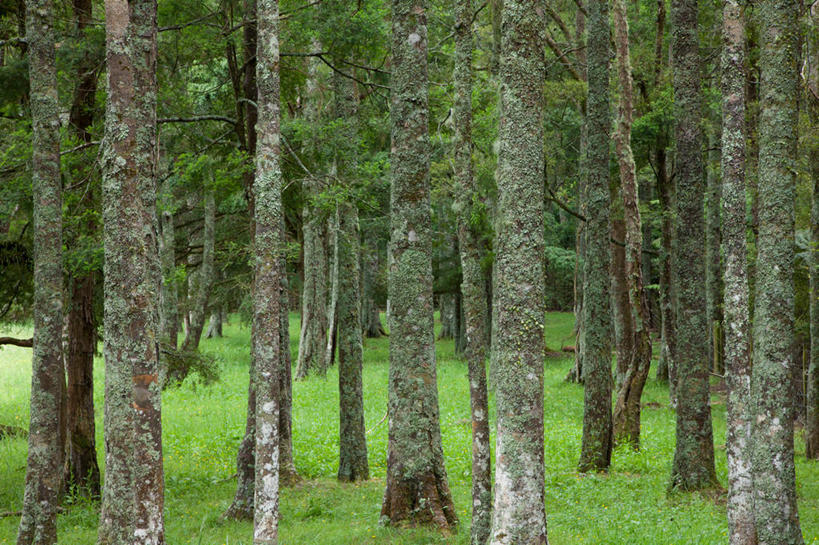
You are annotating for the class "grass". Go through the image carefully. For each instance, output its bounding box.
[1,312,819,544]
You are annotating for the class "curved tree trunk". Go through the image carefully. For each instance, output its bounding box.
[669,0,717,491]
[17,0,64,540]
[489,0,547,543]
[381,0,457,530]
[578,0,613,473]
[611,0,652,450]
[751,1,803,542]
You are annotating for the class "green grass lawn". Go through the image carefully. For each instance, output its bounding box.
[1,312,819,544]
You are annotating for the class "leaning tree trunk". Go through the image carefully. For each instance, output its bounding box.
[381,0,457,530]
[669,0,717,491]
[611,0,652,450]
[721,2,755,543]
[578,0,613,473]
[17,0,65,540]
[181,190,215,353]
[453,0,491,541]
[489,0,547,543]
[334,68,369,483]
[252,0,282,543]
[751,1,803,543]
[805,3,819,462]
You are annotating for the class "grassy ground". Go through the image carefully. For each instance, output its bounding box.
[1,312,818,544]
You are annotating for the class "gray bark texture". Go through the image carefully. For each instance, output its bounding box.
[17,0,64,541]
[489,0,547,543]
[252,0,282,543]
[669,0,717,491]
[453,0,492,541]
[159,181,178,352]
[333,68,369,483]
[381,0,457,530]
[751,0,803,542]
[578,0,613,473]
[181,191,215,353]
[721,2,756,544]
[705,129,724,375]
[98,0,166,542]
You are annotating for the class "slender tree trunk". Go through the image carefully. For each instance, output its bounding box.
[611,0,653,449]
[489,1,546,543]
[181,191,215,353]
[656,152,675,390]
[252,1,282,543]
[706,128,724,375]
[381,0,457,530]
[159,183,179,351]
[362,248,386,337]
[439,294,456,339]
[669,0,717,491]
[333,68,369,483]
[454,0,491,540]
[804,2,819,462]
[278,218,299,486]
[610,216,632,389]
[17,0,64,540]
[751,1,803,542]
[324,211,340,370]
[721,3,756,543]
[578,0,613,473]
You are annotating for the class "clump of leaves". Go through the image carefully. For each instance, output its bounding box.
[162,345,220,389]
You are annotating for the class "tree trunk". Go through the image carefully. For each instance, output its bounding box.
[362,248,386,337]
[489,0,547,543]
[578,0,613,473]
[278,220,299,486]
[17,0,64,540]
[453,0,492,540]
[252,0,282,542]
[656,149,675,392]
[323,210,340,370]
[206,309,223,338]
[611,0,652,450]
[804,3,819,463]
[223,353,256,520]
[159,185,179,351]
[669,0,717,491]
[381,0,457,531]
[438,293,456,339]
[181,191,215,353]
[751,1,803,542]
[610,216,632,389]
[705,128,724,375]
[721,3,756,543]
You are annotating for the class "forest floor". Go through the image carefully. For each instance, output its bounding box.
[1,312,819,544]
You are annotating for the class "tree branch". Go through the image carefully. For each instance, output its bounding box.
[0,337,33,347]
[158,115,237,125]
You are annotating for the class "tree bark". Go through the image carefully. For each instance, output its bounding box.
[489,1,547,543]
[578,0,613,473]
[252,0,282,542]
[669,0,717,491]
[324,210,340,369]
[705,128,724,375]
[381,0,457,531]
[181,191,215,353]
[610,216,632,389]
[611,0,652,450]
[278,219,299,486]
[17,0,64,540]
[751,1,803,542]
[159,182,179,351]
[453,0,492,540]
[721,3,756,543]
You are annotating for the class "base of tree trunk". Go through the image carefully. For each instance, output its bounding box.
[380,471,457,531]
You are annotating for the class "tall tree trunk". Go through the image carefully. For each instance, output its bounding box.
[453,0,492,540]
[181,191,215,353]
[610,215,632,389]
[721,2,755,543]
[16,0,64,541]
[751,1,803,542]
[381,0,457,530]
[804,2,819,462]
[705,128,724,375]
[252,1,282,543]
[656,150,675,391]
[295,51,329,380]
[669,0,717,491]
[63,0,101,500]
[159,183,179,351]
[578,0,613,473]
[611,0,653,449]
[489,0,546,543]
[278,218,299,486]
[362,247,386,337]
[323,210,340,370]
[333,68,369,483]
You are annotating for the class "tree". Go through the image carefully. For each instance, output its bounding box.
[453,0,491,541]
[807,1,819,462]
[16,0,64,541]
[669,0,717,491]
[751,0,803,542]
[381,0,457,530]
[252,0,282,543]
[489,0,546,542]
[721,2,755,543]
[334,69,369,483]
[611,0,652,449]
[578,0,613,473]
[181,190,215,353]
